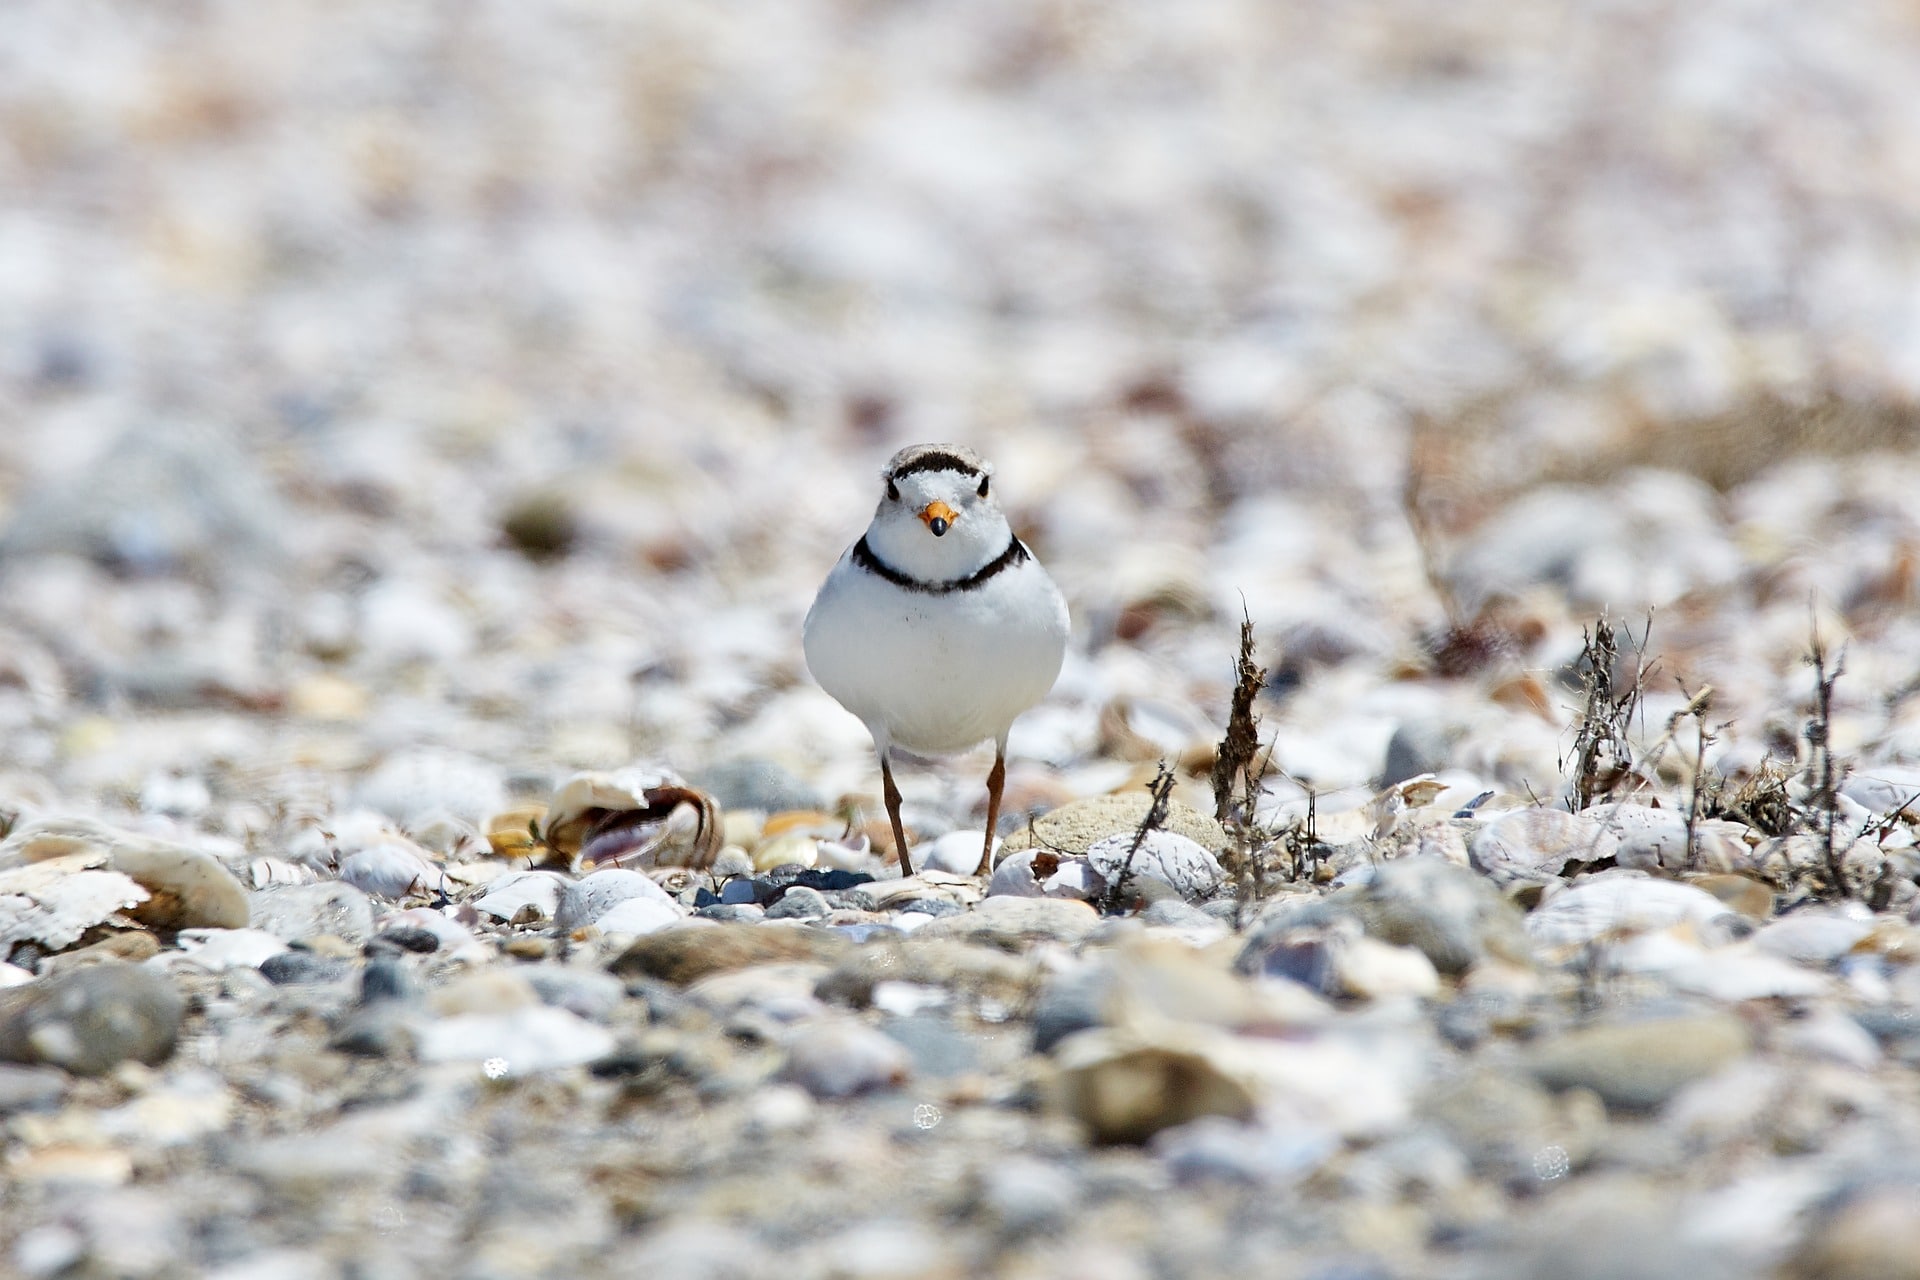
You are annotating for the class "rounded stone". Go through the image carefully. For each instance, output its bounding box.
[0,962,185,1076]
[999,793,1232,859]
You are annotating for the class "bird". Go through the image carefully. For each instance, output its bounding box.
[804,443,1070,878]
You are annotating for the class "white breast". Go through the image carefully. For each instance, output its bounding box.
[803,548,1069,757]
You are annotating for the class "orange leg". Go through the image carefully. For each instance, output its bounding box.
[881,754,914,877]
[976,749,1006,877]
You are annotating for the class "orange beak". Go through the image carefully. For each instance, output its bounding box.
[917,501,957,537]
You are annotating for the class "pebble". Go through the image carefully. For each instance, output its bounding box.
[1052,1027,1259,1144]
[0,962,185,1076]
[472,870,568,923]
[781,1018,911,1097]
[1470,807,1618,884]
[1341,857,1531,975]
[553,868,677,933]
[248,882,376,944]
[521,964,627,1022]
[590,896,684,937]
[259,951,356,986]
[765,885,831,920]
[1525,1013,1751,1111]
[1086,829,1223,901]
[999,792,1232,858]
[1527,876,1747,958]
[417,1005,616,1075]
[610,923,851,984]
[916,895,1100,946]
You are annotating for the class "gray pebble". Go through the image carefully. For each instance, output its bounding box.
[260,951,356,986]
[0,962,185,1076]
[697,903,766,923]
[766,886,831,920]
[0,1062,67,1112]
[522,965,627,1022]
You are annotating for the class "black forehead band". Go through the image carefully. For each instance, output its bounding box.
[887,451,983,481]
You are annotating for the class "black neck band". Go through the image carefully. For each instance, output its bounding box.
[852,535,1030,595]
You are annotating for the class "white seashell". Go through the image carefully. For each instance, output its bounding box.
[248,857,320,889]
[0,855,149,950]
[173,927,290,971]
[813,832,875,871]
[471,870,568,922]
[338,840,450,899]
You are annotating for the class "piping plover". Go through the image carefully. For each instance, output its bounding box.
[805,444,1070,877]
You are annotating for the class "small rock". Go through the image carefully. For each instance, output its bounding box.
[976,1156,1081,1232]
[369,925,441,954]
[554,869,677,933]
[590,896,683,937]
[0,1063,67,1112]
[472,871,568,923]
[782,1018,910,1097]
[0,962,185,1076]
[338,840,449,899]
[1086,830,1223,901]
[1150,1115,1338,1186]
[1000,792,1233,858]
[259,951,356,986]
[358,956,415,1004]
[1053,1028,1259,1144]
[521,965,627,1022]
[917,830,992,876]
[766,886,831,920]
[1470,807,1618,883]
[1785,1179,1920,1280]
[418,1005,616,1075]
[916,894,1100,946]
[1525,1013,1750,1111]
[1341,857,1530,974]
[248,882,375,944]
[610,923,850,984]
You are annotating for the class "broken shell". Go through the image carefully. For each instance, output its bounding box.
[0,855,150,951]
[544,766,722,871]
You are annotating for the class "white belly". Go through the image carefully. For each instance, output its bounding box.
[803,552,1069,756]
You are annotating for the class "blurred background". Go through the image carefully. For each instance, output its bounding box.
[2,0,1919,833]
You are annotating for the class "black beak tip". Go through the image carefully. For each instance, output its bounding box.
[929,518,949,537]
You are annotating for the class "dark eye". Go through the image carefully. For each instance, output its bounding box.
[977,475,990,498]
[886,478,900,501]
